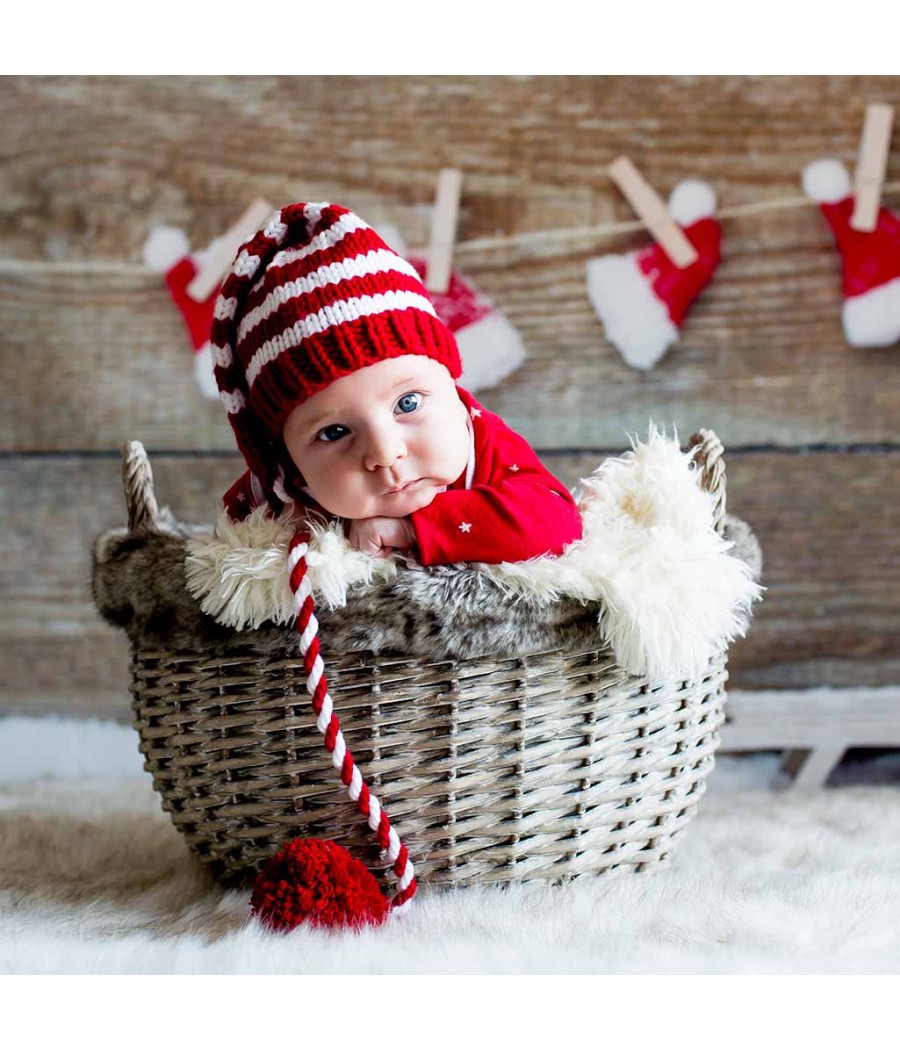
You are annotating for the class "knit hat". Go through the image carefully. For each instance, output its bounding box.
[802,159,900,348]
[212,203,464,930]
[586,179,722,370]
[212,202,462,506]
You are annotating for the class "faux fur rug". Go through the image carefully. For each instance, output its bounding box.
[2,717,899,974]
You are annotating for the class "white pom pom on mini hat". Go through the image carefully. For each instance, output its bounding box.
[802,159,852,204]
[668,179,717,226]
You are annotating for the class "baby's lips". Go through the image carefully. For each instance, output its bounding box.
[386,478,421,495]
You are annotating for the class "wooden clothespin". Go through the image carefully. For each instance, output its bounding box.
[425,168,463,294]
[607,156,698,268]
[851,103,894,233]
[187,198,274,302]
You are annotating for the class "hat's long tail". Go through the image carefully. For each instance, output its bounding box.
[288,529,417,911]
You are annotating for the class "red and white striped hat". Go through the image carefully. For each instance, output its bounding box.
[212,203,463,929]
[212,202,462,504]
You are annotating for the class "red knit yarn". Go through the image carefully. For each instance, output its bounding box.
[250,838,390,931]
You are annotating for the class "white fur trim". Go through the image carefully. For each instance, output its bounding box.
[668,180,716,226]
[142,226,190,272]
[185,428,762,680]
[843,275,900,347]
[192,342,220,400]
[456,312,527,392]
[802,159,851,204]
[184,508,399,626]
[586,253,679,370]
[480,424,762,679]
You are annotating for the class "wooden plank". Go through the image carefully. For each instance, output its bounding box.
[3,448,900,715]
[723,450,900,689]
[1,453,247,715]
[3,75,900,451]
[721,688,900,748]
[778,747,847,790]
[722,686,900,790]
[2,267,230,452]
[5,227,900,452]
[2,76,898,262]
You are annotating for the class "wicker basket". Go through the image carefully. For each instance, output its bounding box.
[108,431,734,889]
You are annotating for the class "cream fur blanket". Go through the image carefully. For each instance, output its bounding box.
[185,427,762,679]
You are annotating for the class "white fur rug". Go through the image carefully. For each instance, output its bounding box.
[1,716,899,974]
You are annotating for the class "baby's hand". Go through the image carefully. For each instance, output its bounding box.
[348,516,417,558]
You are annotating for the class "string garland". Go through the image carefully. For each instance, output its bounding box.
[2,180,898,277]
[452,180,900,260]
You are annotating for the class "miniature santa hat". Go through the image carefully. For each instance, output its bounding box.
[406,255,526,391]
[376,224,526,392]
[802,158,900,348]
[143,227,221,398]
[585,180,722,370]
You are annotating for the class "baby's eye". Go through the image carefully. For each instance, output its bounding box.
[396,392,422,415]
[316,424,349,444]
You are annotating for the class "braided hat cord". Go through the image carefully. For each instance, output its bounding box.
[288,530,417,910]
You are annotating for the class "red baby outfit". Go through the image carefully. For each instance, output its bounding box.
[222,385,582,566]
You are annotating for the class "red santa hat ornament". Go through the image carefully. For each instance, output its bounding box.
[586,178,722,370]
[802,158,900,348]
[143,226,221,398]
[406,252,526,391]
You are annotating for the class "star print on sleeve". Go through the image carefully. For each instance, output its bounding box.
[459,522,472,533]
[509,464,519,472]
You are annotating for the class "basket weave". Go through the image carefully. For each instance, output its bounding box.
[117,430,731,889]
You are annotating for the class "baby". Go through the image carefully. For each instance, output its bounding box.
[213,202,582,565]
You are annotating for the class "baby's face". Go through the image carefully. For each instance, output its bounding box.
[282,355,471,520]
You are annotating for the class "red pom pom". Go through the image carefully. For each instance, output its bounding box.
[250,838,390,931]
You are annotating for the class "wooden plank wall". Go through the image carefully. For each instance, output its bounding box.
[3,75,900,719]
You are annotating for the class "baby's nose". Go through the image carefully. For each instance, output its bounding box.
[363,424,407,471]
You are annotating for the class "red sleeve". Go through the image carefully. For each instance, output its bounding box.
[410,411,582,566]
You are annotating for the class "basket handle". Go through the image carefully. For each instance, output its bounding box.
[122,440,160,536]
[687,428,727,535]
